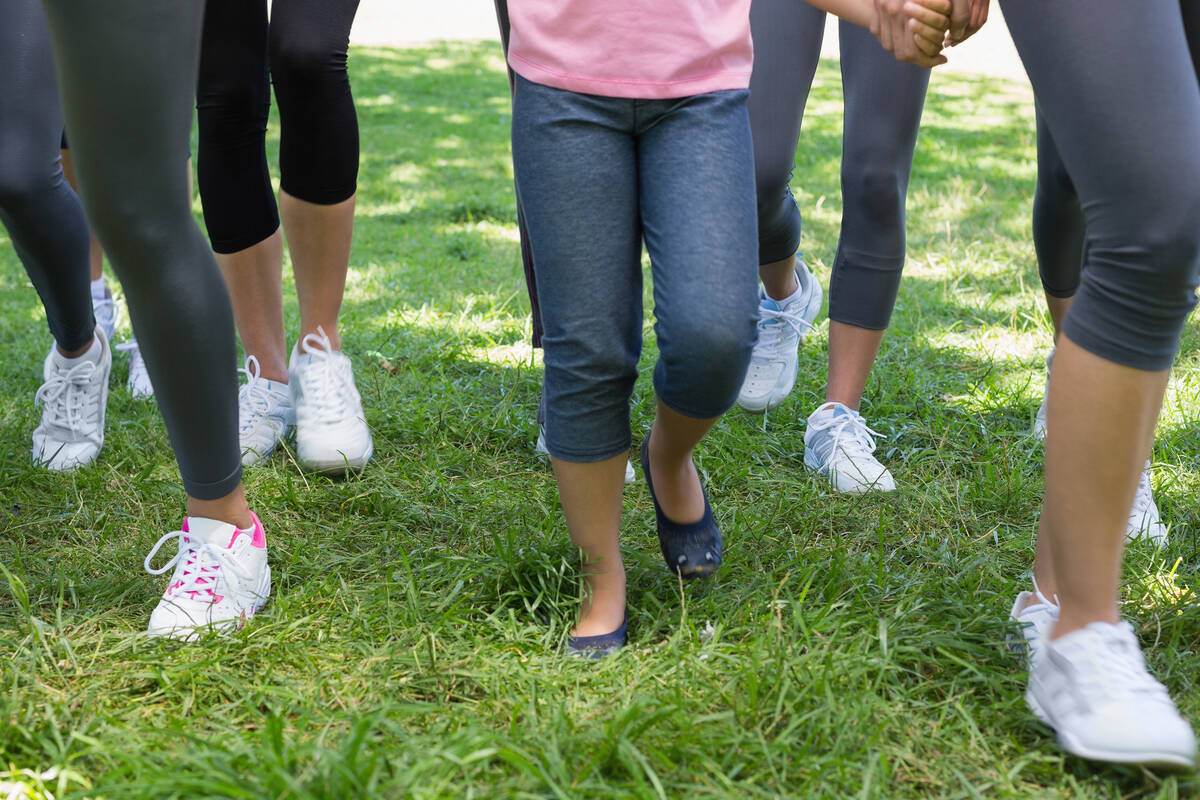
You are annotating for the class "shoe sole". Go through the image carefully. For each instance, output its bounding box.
[1026,687,1195,770]
[300,441,374,474]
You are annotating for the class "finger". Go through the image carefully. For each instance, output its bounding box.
[910,23,945,55]
[904,1,950,31]
[949,0,970,41]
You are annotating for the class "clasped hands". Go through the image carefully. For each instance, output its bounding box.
[871,0,990,68]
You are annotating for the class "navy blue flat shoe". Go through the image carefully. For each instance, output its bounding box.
[640,439,722,579]
[567,615,628,659]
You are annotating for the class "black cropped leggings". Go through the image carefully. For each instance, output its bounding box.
[1005,0,1200,370]
[41,0,242,499]
[749,0,930,331]
[0,0,92,353]
[197,0,361,254]
[1033,1,1200,302]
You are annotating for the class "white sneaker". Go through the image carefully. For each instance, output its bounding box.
[289,328,373,473]
[1008,587,1060,663]
[115,338,154,398]
[535,425,635,484]
[92,286,119,344]
[144,514,271,640]
[32,328,111,471]
[803,402,895,493]
[238,355,295,467]
[1027,620,1195,769]
[1128,461,1167,546]
[736,262,823,413]
[1033,348,1053,441]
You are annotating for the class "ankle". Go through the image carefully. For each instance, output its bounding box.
[1050,607,1120,641]
[576,568,626,636]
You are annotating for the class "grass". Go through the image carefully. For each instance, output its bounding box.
[3,41,1200,798]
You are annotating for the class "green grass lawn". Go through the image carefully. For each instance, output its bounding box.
[3,42,1200,799]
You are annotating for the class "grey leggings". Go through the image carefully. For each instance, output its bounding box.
[1004,0,1200,370]
[750,0,929,330]
[1033,1,1200,302]
[41,0,243,499]
[0,0,93,353]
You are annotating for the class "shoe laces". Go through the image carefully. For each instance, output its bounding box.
[296,327,354,422]
[1071,622,1171,707]
[34,359,102,439]
[237,355,276,434]
[144,529,252,602]
[808,407,884,462]
[755,302,814,355]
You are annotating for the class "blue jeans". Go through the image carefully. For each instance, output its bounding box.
[512,75,760,462]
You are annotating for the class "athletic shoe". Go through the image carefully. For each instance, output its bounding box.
[1033,348,1053,441]
[144,513,271,640]
[1008,588,1060,662]
[1128,461,1167,546]
[803,402,896,493]
[32,327,111,471]
[288,328,373,473]
[115,339,154,398]
[536,425,636,484]
[92,287,119,344]
[736,262,823,413]
[1026,620,1195,769]
[238,355,295,467]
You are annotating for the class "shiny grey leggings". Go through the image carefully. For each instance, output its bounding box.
[41,0,243,499]
[1008,0,1200,369]
[1033,1,1200,303]
[749,0,929,330]
[0,0,93,353]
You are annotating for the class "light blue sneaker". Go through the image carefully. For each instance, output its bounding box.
[736,261,823,413]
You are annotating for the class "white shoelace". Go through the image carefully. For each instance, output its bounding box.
[34,359,102,439]
[296,327,354,422]
[755,303,814,356]
[144,529,253,601]
[1072,623,1171,706]
[807,409,885,463]
[238,355,276,434]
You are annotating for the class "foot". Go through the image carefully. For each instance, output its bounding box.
[32,328,111,470]
[736,261,823,413]
[144,513,271,640]
[1027,620,1195,769]
[238,355,295,466]
[91,279,119,343]
[803,402,895,494]
[115,338,154,398]
[640,439,721,579]
[1008,588,1060,663]
[1033,348,1053,441]
[289,328,373,473]
[1128,461,1167,546]
[536,425,635,484]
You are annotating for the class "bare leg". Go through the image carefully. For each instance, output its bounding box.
[1040,337,1166,637]
[188,484,253,530]
[551,454,628,636]
[759,254,799,301]
[825,320,885,409]
[280,189,355,352]
[1045,292,1073,339]
[215,228,288,383]
[646,401,718,524]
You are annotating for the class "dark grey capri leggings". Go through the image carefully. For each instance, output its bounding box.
[0,0,93,354]
[1005,0,1200,371]
[750,0,929,331]
[41,0,243,500]
[1033,1,1200,303]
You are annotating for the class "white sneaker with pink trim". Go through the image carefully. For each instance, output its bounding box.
[144,514,271,640]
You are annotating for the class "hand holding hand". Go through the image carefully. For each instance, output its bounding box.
[871,0,952,68]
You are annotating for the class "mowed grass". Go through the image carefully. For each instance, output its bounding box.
[3,42,1200,799]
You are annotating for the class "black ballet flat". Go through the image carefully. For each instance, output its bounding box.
[640,439,722,579]
[567,615,628,659]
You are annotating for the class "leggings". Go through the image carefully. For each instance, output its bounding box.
[1002,0,1200,370]
[0,0,92,353]
[41,0,243,500]
[1034,1,1200,300]
[197,0,361,254]
[750,0,929,330]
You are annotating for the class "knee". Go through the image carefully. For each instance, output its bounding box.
[269,29,345,89]
[0,158,49,212]
[658,318,755,412]
[197,81,269,139]
[842,161,905,228]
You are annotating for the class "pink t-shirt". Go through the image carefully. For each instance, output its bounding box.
[507,1,753,100]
